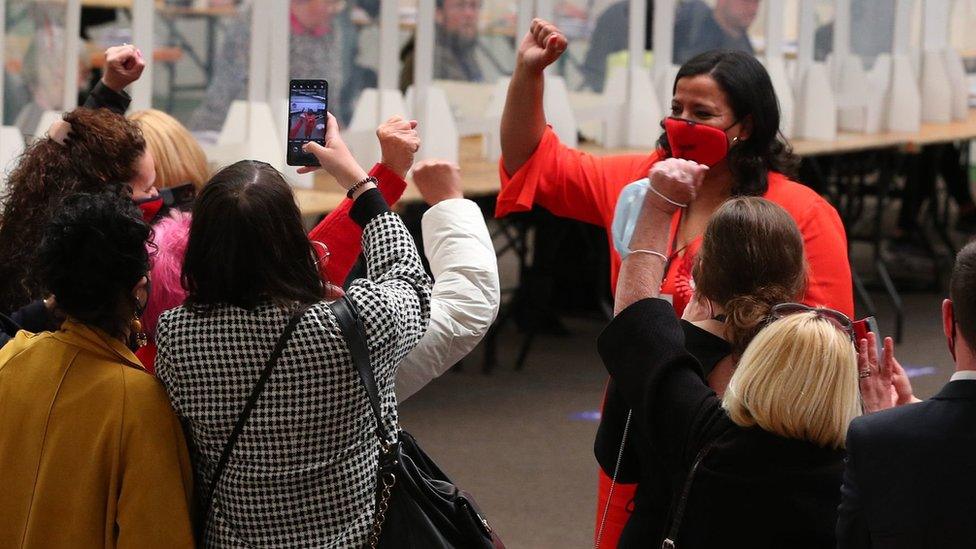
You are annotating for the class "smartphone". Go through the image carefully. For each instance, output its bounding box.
[286,79,329,166]
[159,182,196,209]
[853,316,884,357]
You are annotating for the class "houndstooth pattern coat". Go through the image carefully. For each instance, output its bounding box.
[156,212,431,548]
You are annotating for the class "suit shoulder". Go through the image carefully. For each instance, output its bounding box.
[849,401,933,441]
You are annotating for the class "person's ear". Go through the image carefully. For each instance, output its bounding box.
[735,115,753,142]
[944,298,957,359]
[132,275,149,310]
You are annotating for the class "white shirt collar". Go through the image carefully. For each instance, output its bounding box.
[950,370,976,382]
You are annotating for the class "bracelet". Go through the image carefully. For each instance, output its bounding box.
[648,184,688,209]
[346,176,377,199]
[628,249,669,262]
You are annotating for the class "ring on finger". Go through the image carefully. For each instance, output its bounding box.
[858,369,872,378]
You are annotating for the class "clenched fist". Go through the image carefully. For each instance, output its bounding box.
[101,45,145,93]
[646,158,708,214]
[377,116,420,179]
[411,160,463,206]
[517,18,568,74]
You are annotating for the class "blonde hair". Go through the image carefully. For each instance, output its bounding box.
[128,109,209,190]
[721,312,860,449]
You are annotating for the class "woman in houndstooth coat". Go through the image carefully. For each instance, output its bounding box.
[155,116,431,548]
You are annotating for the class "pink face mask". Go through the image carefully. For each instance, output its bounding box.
[664,117,736,167]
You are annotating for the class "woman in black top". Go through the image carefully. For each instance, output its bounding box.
[598,158,861,548]
[595,183,808,546]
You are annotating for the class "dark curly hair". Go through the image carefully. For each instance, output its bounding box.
[0,108,146,312]
[35,192,151,338]
[692,197,807,356]
[657,50,800,196]
[182,160,323,311]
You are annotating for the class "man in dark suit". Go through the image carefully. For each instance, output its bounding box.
[837,241,976,548]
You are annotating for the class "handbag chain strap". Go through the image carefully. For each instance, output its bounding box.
[368,470,397,549]
[595,409,632,549]
[661,439,716,549]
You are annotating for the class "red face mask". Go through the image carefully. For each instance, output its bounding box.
[664,117,735,167]
[134,196,163,224]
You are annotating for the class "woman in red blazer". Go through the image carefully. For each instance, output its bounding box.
[498,19,853,547]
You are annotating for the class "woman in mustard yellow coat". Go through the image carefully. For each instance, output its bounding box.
[0,193,194,548]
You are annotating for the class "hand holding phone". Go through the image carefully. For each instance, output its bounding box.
[298,114,368,191]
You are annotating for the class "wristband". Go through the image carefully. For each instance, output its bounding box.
[346,176,377,199]
[648,184,688,209]
[628,249,669,262]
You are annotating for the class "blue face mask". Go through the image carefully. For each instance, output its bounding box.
[611,178,652,260]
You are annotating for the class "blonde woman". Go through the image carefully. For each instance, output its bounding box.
[128,109,210,192]
[597,158,859,548]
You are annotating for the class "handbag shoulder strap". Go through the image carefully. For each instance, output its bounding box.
[202,303,311,513]
[661,439,717,549]
[329,295,388,442]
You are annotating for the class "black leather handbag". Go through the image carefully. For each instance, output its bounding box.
[330,296,505,549]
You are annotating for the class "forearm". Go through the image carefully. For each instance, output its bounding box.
[501,63,547,176]
[613,209,672,315]
[310,164,407,286]
[396,199,500,401]
[82,81,131,115]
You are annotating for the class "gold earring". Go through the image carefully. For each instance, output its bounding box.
[131,316,148,348]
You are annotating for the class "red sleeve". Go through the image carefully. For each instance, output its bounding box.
[306,163,407,286]
[496,126,655,229]
[797,199,855,317]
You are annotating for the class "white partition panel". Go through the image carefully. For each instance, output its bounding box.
[764,0,794,137]
[62,0,81,112]
[130,0,153,112]
[653,0,677,116]
[795,0,837,140]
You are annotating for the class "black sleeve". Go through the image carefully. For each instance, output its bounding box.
[837,419,872,548]
[82,81,131,115]
[9,300,53,333]
[349,187,390,227]
[597,297,724,468]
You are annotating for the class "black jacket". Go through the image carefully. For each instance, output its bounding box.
[594,317,731,546]
[598,298,844,548]
[837,379,976,548]
[0,300,56,348]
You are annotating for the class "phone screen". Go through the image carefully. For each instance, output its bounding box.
[286,79,329,166]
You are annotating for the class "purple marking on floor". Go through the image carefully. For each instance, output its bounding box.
[570,410,602,422]
[904,366,938,378]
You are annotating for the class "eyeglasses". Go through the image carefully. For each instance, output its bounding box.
[768,303,855,344]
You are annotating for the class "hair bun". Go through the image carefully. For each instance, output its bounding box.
[725,286,793,356]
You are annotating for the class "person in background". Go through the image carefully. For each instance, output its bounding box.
[399,0,485,91]
[581,0,758,92]
[837,242,976,548]
[0,192,193,548]
[673,0,760,64]
[599,160,859,547]
[156,113,431,546]
[501,19,852,546]
[190,0,354,132]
